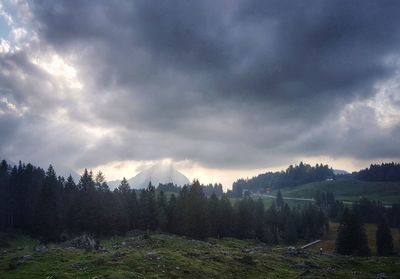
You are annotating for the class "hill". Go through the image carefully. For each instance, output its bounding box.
[272,180,400,204]
[232,162,334,196]
[0,232,399,278]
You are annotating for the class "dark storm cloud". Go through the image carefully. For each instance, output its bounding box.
[1,0,400,170]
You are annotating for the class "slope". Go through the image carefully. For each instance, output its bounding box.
[273,180,400,204]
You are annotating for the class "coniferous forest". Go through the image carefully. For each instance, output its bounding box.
[0,160,328,244]
[1,159,399,258]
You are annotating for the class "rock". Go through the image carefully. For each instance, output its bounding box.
[112,251,125,259]
[146,251,158,259]
[22,255,32,261]
[63,234,100,250]
[8,255,33,269]
[70,262,84,270]
[236,255,255,265]
[112,244,121,250]
[143,233,151,240]
[294,263,309,270]
[286,246,299,256]
[299,269,311,276]
[98,247,110,253]
[34,245,48,253]
[377,273,390,279]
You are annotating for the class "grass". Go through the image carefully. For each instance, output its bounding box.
[271,180,400,204]
[0,232,399,279]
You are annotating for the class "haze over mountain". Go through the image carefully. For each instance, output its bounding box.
[108,163,190,189]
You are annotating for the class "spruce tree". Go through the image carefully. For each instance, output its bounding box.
[156,191,168,231]
[335,209,370,256]
[34,165,60,241]
[376,218,393,256]
[207,192,221,237]
[276,190,284,209]
[166,194,179,234]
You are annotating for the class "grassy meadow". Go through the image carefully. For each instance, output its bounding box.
[0,231,399,279]
[271,180,400,204]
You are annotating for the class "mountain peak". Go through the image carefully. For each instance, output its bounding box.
[128,163,190,189]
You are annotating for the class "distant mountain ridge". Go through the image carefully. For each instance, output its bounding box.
[108,163,190,189]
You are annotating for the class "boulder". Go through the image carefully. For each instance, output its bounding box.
[63,234,100,250]
[33,245,48,253]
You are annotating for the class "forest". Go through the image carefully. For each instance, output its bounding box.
[231,162,334,197]
[0,160,327,243]
[357,162,400,181]
[230,162,400,197]
[0,160,398,257]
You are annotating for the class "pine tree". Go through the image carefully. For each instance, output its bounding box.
[64,175,78,232]
[265,204,279,244]
[218,195,234,237]
[114,178,132,232]
[276,190,284,209]
[376,218,393,256]
[254,199,266,241]
[235,196,255,239]
[34,165,60,241]
[207,192,220,237]
[183,180,208,239]
[335,209,370,256]
[0,160,9,230]
[77,169,97,232]
[138,182,158,230]
[157,191,168,231]
[117,177,130,194]
[95,171,109,192]
[166,194,179,234]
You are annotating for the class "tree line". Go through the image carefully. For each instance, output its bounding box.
[0,160,398,256]
[231,162,334,197]
[231,161,400,198]
[312,190,399,256]
[157,182,224,197]
[0,160,327,245]
[313,190,400,228]
[357,162,400,181]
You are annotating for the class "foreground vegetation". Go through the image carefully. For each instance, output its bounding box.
[0,232,399,279]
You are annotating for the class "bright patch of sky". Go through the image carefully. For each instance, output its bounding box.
[0,1,11,39]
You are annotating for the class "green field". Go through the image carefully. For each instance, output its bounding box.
[271,180,400,204]
[0,232,399,279]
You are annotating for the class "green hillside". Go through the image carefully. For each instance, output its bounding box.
[272,180,400,204]
[0,232,399,279]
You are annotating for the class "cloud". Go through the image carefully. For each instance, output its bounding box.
[0,0,399,179]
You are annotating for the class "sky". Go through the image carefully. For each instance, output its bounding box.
[0,0,400,189]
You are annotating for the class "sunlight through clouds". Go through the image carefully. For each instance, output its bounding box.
[31,54,83,89]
